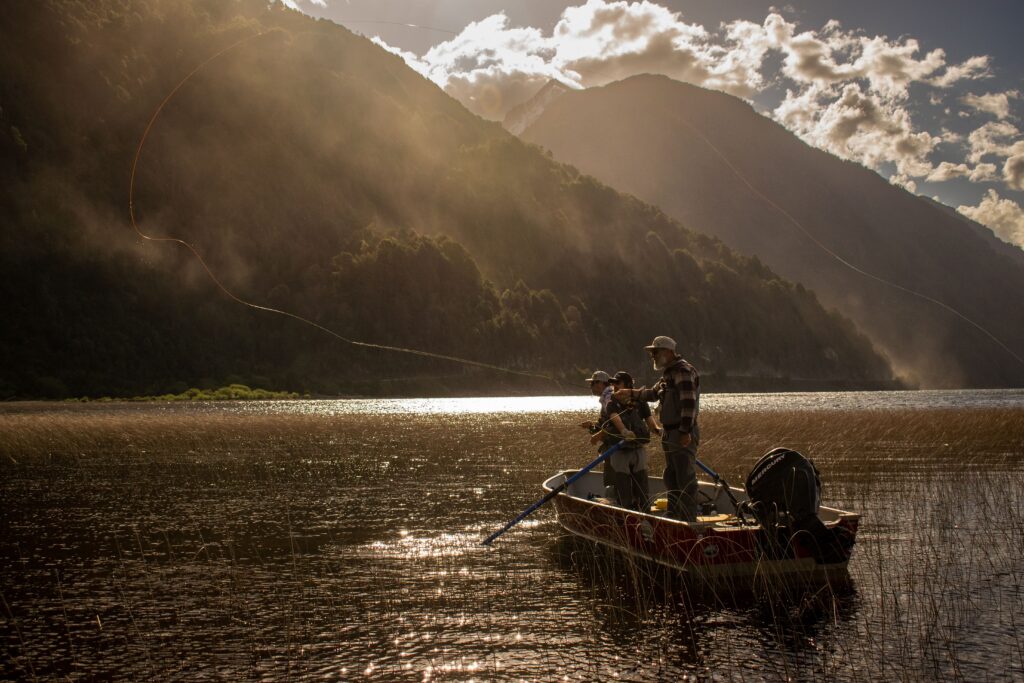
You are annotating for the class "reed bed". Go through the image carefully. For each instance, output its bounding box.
[1,400,1022,680]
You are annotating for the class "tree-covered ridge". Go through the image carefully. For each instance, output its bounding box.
[519,74,1024,387]
[0,0,893,398]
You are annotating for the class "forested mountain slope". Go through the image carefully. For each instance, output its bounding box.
[519,75,1024,387]
[0,1,892,397]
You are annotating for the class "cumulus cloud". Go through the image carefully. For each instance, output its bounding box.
[930,55,991,88]
[384,2,773,120]
[775,82,939,177]
[967,121,1019,163]
[958,189,1024,248]
[276,0,325,10]
[926,161,998,183]
[360,0,1021,205]
[1005,141,1024,191]
[961,90,1020,120]
[376,3,991,121]
[368,0,1003,191]
[961,122,1024,190]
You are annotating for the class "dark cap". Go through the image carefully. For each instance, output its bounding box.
[611,371,634,387]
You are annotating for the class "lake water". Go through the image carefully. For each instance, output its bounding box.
[1,390,1023,680]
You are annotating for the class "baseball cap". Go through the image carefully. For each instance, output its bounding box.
[644,335,677,352]
[585,370,611,384]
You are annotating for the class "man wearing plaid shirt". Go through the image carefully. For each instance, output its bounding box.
[614,335,701,521]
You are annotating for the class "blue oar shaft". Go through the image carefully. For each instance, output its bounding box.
[695,458,720,480]
[481,441,627,546]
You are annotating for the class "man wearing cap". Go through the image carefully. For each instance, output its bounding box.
[614,336,701,521]
[580,370,619,499]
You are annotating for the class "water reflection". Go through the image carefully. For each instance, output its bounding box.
[226,387,1024,417]
[1,395,1022,680]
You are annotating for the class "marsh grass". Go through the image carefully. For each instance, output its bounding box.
[1,401,1022,680]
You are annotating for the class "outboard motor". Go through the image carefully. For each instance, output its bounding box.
[744,447,854,564]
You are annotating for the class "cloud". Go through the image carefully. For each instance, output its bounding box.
[759,14,983,99]
[1005,141,1024,191]
[961,90,1020,120]
[775,82,939,177]
[364,0,1017,201]
[374,2,999,184]
[276,0,325,10]
[963,122,1024,190]
[958,189,1024,248]
[925,161,998,183]
[967,121,1019,162]
[381,2,773,120]
[381,14,569,119]
[373,1,997,148]
[930,55,991,88]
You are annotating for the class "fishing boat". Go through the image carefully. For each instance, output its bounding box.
[541,451,859,582]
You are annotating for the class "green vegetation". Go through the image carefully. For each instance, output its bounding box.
[0,0,894,399]
[69,384,302,402]
[520,74,1024,387]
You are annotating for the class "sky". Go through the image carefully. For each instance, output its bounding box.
[287,0,1024,249]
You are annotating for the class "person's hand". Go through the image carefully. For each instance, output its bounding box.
[622,430,636,440]
[612,388,632,402]
[579,420,594,430]
[680,432,692,447]
[589,432,603,445]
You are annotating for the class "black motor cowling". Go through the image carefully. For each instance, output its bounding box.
[746,447,821,520]
[744,447,853,565]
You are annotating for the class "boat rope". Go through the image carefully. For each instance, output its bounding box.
[670,111,1024,369]
[128,27,569,391]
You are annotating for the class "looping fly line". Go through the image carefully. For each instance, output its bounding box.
[128,27,566,390]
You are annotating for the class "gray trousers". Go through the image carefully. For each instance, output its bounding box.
[663,423,700,521]
[603,446,650,512]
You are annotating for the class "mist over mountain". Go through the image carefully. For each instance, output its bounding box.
[0,2,893,398]
[518,75,1024,388]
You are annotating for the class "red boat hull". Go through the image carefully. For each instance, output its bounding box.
[546,471,859,580]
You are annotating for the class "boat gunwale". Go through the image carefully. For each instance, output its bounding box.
[542,469,862,530]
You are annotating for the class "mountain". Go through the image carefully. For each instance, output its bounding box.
[0,1,893,398]
[518,74,1024,388]
[503,79,571,136]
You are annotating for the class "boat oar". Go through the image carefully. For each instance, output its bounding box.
[481,441,627,546]
[695,457,748,524]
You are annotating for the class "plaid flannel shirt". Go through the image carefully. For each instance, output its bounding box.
[636,356,699,434]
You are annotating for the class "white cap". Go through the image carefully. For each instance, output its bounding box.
[644,335,677,352]
[586,370,611,384]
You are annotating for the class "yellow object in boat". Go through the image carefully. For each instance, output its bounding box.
[696,513,732,524]
[652,498,668,511]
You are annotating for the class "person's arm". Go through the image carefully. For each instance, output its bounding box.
[671,365,698,446]
[645,414,661,437]
[675,366,698,434]
[634,383,659,403]
[614,380,661,404]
